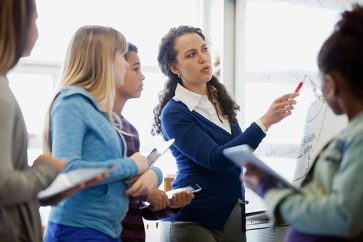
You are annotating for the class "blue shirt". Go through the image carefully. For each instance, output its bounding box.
[160,97,266,230]
[47,86,139,238]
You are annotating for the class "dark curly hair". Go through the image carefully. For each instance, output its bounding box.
[152,25,240,135]
[318,4,363,98]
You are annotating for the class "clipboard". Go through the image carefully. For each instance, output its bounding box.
[37,165,114,202]
[146,138,175,167]
[223,144,298,190]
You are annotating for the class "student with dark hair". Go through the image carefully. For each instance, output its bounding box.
[244,4,363,242]
[152,25,298,242]
[0,0,66,241]
[115,43,194,242]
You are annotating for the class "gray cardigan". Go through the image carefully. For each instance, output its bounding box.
[0,75,58,242]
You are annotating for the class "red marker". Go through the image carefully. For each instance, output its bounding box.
[294,76,306,93]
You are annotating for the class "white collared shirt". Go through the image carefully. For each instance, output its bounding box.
[173,83,268,134]
[173,83,232,134]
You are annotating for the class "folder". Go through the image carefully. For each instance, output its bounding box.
[38,139,175,204]
[146,138,175,167]
[37,166,113,203]
[223,144,298,190]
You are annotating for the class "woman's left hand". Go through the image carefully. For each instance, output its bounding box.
[147,189,170,211]
[170,190,194,208]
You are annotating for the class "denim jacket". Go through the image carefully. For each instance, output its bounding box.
[265,112,363,239]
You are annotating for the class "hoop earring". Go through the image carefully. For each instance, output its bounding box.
[177,72,181,79]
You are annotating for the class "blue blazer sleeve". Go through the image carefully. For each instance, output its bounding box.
[161,102,266,172]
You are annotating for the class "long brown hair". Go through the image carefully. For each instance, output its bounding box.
[152,25,239,135]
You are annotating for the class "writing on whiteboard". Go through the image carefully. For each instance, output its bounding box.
[292,79,347,186]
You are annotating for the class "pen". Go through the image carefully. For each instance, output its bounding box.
[294,76,306,93]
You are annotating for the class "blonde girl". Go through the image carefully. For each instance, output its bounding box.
[43,26,148,242]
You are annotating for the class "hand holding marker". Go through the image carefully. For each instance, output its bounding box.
[283,76,304,114]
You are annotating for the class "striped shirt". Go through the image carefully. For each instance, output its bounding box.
[119,115,146,242]
[119,115,178,241]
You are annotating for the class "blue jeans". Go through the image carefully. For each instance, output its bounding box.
[44,221,121,242]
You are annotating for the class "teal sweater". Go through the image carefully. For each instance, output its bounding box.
[47,86,160,238]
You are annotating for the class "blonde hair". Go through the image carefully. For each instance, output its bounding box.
[0,0,35,73]
[43,25,128,153]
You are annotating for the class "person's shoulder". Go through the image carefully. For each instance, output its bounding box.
[0,87,17,121]
[161,99,192,121]
[163,99,190,113]
[0,77,15,106]
[339,112,363,139]
[0,87,14,108]
[58,86,94,101]
[231,121,242,130]
[120,115,138,133]
[53,86,98,111]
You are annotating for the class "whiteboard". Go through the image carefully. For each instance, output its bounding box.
[245,77,348,213]
[292,92,347,186]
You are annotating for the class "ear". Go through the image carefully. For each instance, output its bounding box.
[169,64,179,75]
[324,73,340,97]
[324,73,339,99]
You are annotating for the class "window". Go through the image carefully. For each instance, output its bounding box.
[9,0,204,166]
[235,0,345,213]
[8,0,204,228]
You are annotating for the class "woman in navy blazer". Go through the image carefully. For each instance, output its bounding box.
[152,25,298,242]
